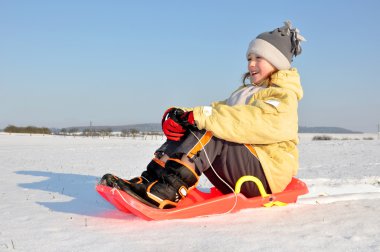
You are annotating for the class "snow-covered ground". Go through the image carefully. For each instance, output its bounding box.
[0,133,379,251]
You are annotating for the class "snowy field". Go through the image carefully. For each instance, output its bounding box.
[0,133,379,251]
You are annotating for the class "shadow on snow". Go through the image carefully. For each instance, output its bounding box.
[16,170,132,219]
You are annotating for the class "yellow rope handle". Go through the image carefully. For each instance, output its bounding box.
[263,201,287,207]
[234,175,287,207]
[234,176,269,197]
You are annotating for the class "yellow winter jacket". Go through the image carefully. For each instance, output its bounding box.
[192,68,303,193]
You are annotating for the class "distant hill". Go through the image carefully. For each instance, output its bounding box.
[59,124,362,134]
[298,126,362,134]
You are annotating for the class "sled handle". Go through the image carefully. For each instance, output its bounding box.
[234,176,269,197]
[234,176,288,207]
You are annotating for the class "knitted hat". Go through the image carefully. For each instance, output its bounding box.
[246,21,306,70]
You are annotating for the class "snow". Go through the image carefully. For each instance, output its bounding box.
[1,133,379,251]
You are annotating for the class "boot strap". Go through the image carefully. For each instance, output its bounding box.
[178,186,188,197]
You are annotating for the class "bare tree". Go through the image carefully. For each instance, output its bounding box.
[129,128,139,138]
[121,129,129,137]
[60,128,67,136]
[68,128,79,137]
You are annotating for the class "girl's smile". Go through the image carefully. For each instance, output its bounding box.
[247,53,276,84]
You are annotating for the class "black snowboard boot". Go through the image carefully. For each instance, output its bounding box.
[131,158,199,209]
[99,158,165,191]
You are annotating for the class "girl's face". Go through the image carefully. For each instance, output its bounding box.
[247,53,276,84]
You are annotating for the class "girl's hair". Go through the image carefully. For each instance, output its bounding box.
[241,71,278,86]
[241,72,250,86]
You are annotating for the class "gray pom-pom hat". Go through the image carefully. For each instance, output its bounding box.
[246,21,306,70]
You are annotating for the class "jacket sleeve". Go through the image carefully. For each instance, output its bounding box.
[179,100,227,112]
[192,88,299,144]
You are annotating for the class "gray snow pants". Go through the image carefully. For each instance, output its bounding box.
[155,130,271,197]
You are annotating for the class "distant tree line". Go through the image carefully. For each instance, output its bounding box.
[59,127,113,137]
[58,127,162,139]
[4,125,51,134]
[121,129,139,137]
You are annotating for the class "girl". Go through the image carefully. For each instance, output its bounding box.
[100,21,306,209]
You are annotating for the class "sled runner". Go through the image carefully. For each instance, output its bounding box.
[96,176,308,221]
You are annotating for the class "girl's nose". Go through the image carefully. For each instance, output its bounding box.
[248,60,256,68]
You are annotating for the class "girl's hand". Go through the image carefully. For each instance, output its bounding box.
[161,108,195,141]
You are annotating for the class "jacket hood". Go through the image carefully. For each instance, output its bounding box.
[269,68,303,100]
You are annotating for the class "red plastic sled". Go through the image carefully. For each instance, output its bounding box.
[96,177,308,221]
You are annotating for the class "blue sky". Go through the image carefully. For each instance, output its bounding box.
[1,0,379,132]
